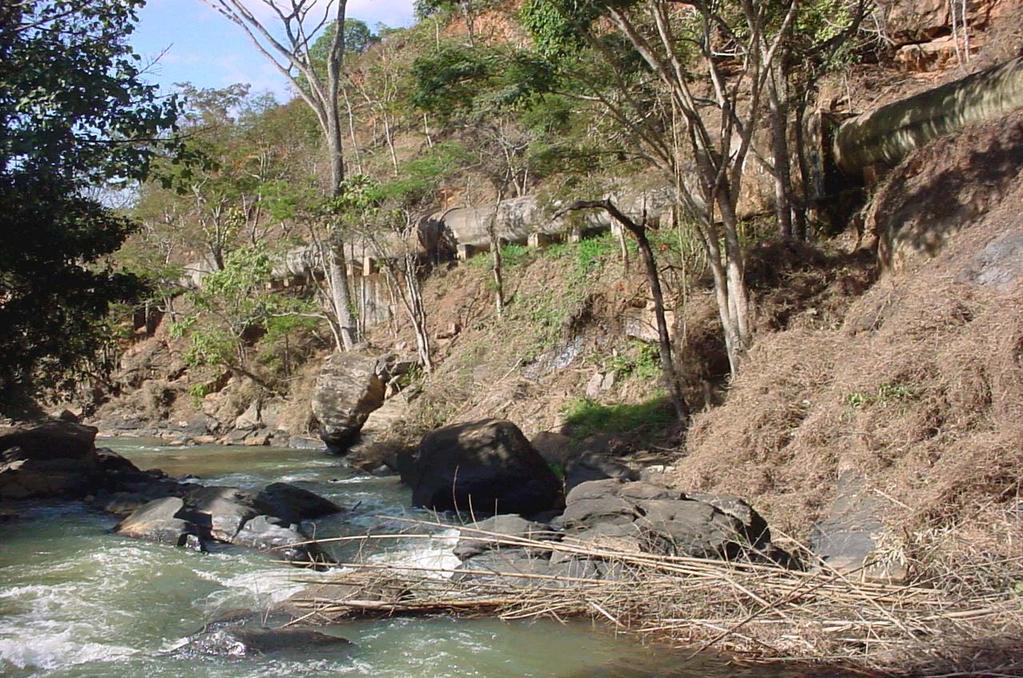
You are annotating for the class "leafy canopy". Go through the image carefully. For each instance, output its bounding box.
[0,0,178,398]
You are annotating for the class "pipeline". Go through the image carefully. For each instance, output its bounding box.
[833,56,1023,177]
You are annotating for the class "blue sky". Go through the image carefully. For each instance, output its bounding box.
[131,0,416,102]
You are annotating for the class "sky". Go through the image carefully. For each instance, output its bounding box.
[130,0,417,103]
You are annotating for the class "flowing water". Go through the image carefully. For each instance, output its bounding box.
[0,441,798,677]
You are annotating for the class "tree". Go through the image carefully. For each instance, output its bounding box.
[557,200,690,423]
[0,0,177,399]
[203,0,359,350]
[171,245,316,391]
[523,0,798,375]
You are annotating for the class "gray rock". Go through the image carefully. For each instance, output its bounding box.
[233,401,261,431]
[114,497,206,547]
[565,479,625,504]
[178,625,352,658]
[686,492,771,547]
[530,431,574,466]
[454,514,558,561]
[254,482,342,524]
[185,486,258,541]
[564,454,639,493]
[402,419,563,516]
[312,353,386,449]
[811,470,904,581]
[561,496,638,529]
[453,550,555,587]
[636,499,746,558]
[0,421,102,500]
[233,515,323,564]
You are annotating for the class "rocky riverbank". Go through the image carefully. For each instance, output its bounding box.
[1,419,343,564]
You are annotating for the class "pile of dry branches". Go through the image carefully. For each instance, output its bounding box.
[281,518,1023,675]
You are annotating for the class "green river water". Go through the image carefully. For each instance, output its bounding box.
[0,440,802,677]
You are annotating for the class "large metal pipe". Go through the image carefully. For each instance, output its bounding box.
[833,56,1023,177]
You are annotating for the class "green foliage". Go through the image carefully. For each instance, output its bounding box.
[0,0,178,396]
[172,245,302,373]
[846,382,918,409]
[606,341,660,382]
[562,396,675,440]
[371,142,474,207]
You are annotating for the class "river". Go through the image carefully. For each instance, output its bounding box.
[0,440,798,677]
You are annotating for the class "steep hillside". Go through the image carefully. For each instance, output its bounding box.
[675,112,1023,569]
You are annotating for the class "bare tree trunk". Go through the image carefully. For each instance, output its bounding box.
[342,86,363,175]
[488,218,505,318]
[768,63,794,239]
[792,88,812,241]
[558,199,689,425]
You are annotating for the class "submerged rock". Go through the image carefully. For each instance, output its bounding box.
[402,419,563,516]
[178,624,353,658]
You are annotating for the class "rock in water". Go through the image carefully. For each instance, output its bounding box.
[0,421,102,500]
[312,353,386,449]
[178,624,353,657]
[402,419,563,516]
[233,515,324,564]
[114,496,206,547]
[254,482,341,524]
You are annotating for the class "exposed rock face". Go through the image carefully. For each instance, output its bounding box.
[556,479,776,560]
[0,421,102,500]
[451,479,791,588]
[811,471,906,582]
[402,419,563,516]
[312,353,386,449]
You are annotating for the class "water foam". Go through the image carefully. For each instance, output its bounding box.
[0,624,136,670]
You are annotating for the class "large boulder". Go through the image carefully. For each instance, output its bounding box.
[559,479,780,561]
[312,353,386,449]
[0,421,102,500]
[114,481,339,564]
[114,496,207,548]
[402,419,563,516]
[254,482,342,524]
[185,486,259,541]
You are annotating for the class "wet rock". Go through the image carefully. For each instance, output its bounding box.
[114,497,207,547]
[312,353,386,449]
[402,419,563,516]
[185,486,258,541]
[178,624,353,658]
[233,515,324,564]
[454,514,558,561]
[0,421,102,500]
[254,482,341,524]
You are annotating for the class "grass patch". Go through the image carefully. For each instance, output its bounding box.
[562,396,675,440]
[845,381,918,409]
[606,340,661,382]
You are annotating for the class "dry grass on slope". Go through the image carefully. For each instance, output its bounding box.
[677,113,1023,555]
